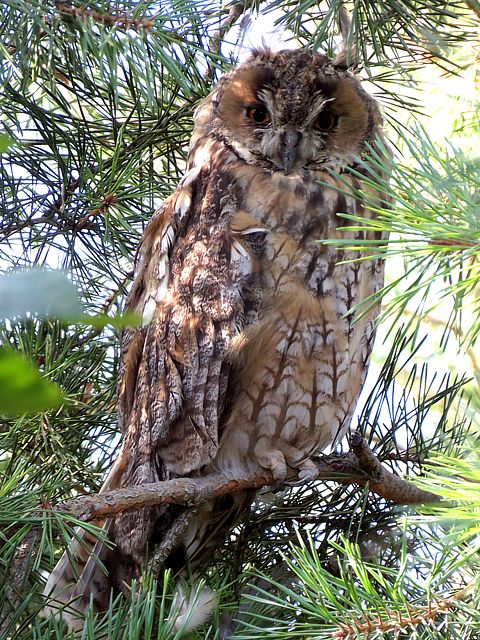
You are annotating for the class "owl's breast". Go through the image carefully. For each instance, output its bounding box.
[233,162,378,304]
[215,162,384,480]
[235,164,332,238]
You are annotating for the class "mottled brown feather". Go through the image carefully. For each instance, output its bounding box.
[43,47,391,630]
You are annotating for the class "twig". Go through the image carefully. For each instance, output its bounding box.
[147,509,198,574]
[0,214,65,238]
[205,0,255,81]
[57,434,439,522]
[74,273,133,347]
[208,0,253,56]
[429,237,478,249]
[76,192,117,230]
[344,433,439,503]
[466,1,480,21]
[55,1,154,30]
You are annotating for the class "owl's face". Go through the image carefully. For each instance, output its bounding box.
[198,48,381,174]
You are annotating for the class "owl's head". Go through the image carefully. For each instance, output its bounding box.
[196,48,383,174]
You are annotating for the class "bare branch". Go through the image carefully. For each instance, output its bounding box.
[343,433,439,503]
[466,1,480,21]
[57,434,439,522]
[55,1,154,31]
[58,474,270,521]
[204,0,255,82]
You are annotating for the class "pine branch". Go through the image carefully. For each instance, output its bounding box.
[58,474,269,520]
[54,1,155,31]
[35,103,192,230]
[56,434,439,522]
[208,0,254,56]
[343,432,439,503]
[334,587,470,639]
[0,527,41,637]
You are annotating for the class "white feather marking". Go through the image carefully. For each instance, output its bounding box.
[232,239,248,258]
[157,259,167,280]
[156,280,168,303]
[142,297,156,326]
[179,164,201,187]
[171,585,217,633]
[239,226,268,235]
[151,224,174,299]
[160,223,175,251]
[187,139,214,171]
[231,239,253,277]
[174,189,192,216]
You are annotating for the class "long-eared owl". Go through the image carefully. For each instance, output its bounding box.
[44,46,390,629]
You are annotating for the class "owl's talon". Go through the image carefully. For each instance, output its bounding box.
[271,480,286,493]
[254,438,288,484]
[298,461,319,483]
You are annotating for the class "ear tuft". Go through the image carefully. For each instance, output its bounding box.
[332,7,357,70]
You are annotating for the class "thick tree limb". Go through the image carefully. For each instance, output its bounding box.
[58,474,270,521]
[57,434,439,522]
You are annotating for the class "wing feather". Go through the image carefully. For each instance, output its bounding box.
[115,157,266,558]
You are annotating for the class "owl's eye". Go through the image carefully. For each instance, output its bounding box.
[246,105,271,125]
[314,111,339,132]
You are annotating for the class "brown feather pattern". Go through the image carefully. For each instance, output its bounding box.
[43,47,391,630]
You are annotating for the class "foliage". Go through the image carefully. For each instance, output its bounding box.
[1,1,480,639]
[234,533,480,639]
[0,348,64,415]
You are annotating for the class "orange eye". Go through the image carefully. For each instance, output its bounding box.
[314,111,339,132]
[246,105,271,125]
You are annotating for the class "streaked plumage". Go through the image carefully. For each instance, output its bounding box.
[44,47,390,630]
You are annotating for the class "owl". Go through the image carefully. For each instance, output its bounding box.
[44,47,390,630]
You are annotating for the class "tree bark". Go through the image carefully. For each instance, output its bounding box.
[57,433,439,522]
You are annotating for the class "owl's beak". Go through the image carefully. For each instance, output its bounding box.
[281,129,301,174]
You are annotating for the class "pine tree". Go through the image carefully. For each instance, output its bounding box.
[1,1,480,638]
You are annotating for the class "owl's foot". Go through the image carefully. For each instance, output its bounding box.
[282,444,319,483]
[253,438,319,486]
[253,437,288,484]
[297,459,319,482]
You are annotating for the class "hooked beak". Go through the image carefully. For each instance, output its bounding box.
[281,128,301,174]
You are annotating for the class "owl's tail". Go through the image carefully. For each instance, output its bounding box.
[42,522,114,631]
[43,459,252,632]
[160,489,253,633]
[42,452,127,630]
